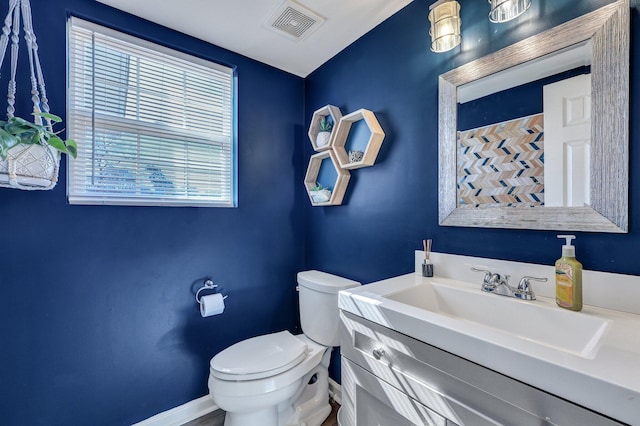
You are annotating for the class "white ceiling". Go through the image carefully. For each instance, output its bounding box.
[96,0,413,77]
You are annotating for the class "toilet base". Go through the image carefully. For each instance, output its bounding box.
[219,349,333,426]
[285,352,332,426]
[224,408,277,426]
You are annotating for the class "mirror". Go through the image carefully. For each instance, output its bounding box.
[438,0,629,233]
[457,42,592,210]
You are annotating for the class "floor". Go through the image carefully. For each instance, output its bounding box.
[182,409,225,426]
[321,400,340,426]
[182,400,340,426]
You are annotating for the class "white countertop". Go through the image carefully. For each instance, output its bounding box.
[339,272,640,425]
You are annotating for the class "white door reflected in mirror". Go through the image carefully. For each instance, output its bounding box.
[543,74,591,207]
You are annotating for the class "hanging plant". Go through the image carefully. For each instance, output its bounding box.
[0,0,77,190]
[0,112,77,160]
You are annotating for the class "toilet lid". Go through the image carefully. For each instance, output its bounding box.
[211,331,308,380]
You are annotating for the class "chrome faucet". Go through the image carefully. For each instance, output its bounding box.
[471,267,548,300]
[514,276,549,300]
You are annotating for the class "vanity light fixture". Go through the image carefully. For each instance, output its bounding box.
[428,0,461,53]
[488,0,531,23]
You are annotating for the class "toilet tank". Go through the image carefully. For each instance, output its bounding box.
[297,270,361,347]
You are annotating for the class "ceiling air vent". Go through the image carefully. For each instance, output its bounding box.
[265,0,325,42]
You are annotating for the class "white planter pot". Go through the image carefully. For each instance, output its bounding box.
[310,188,332,204]
[316,131,331,148]
[0,143,59,190]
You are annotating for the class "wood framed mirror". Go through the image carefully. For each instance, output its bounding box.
[438,0,629,233]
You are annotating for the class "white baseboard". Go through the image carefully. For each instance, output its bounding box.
[132,395,218,426]
[328,378,342,405]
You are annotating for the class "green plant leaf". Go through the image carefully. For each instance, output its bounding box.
[47,136,69,154]
[66,139,78,158]
[29,132,42,145]
[16,130,36,145]
[10,117,46,132]
[33,112,62,123]
[6,125,34,135]
[5,120,29,131]
[10,117,29,125]
[319,116,333,132]
[0,128,19,148]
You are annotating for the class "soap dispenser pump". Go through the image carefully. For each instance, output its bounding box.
[555,235,583,311]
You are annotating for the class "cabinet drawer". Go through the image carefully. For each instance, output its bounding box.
[340,310,622,426]
[342,357,450,426]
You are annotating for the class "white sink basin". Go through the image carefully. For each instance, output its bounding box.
[339,262,640,425]
[385,281,609,358]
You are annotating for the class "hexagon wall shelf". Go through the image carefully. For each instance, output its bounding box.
[304,150,350,206]
[333,109,385,169]
[308,105,342,151]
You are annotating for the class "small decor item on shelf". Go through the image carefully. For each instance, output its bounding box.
[333,109,385,170]
[309,105,342,152]
[348,150,364,163]
[0,0,77,191]
[316,116,333,148]
[309,183,332,203]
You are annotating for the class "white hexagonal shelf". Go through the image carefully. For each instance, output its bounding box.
[333,109,385,169]
[304,150,350,206]
[308,105,342,152]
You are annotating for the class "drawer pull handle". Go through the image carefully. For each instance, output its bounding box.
[372,347,385,360]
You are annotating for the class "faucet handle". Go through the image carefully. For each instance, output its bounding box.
[515,276,548,300]
[472,267,499,292]
[471,267,493,284]
[518,276,548,290]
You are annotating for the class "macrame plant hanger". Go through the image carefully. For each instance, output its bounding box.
[0,0,59,190]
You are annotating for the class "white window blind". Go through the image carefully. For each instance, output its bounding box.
[67,17,236,207]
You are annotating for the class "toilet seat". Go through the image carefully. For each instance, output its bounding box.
[211,331,308,381]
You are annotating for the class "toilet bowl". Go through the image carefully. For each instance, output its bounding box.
[209,333,330,426]
[208,271,360,426]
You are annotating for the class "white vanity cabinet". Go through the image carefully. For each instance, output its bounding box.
[339,310,623,426]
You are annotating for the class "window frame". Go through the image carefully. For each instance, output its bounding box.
[66,16,238,207]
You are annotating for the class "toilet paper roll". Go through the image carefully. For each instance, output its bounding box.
[200,293,225,317]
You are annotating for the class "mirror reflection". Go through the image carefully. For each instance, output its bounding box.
[456,42,592,209]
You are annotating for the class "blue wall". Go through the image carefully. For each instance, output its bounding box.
[0,1,304,425]
[305,0,636,281]
[2,0,638,424]
[304,0,637,377]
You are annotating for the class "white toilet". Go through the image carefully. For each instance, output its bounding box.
[208,270,360,426]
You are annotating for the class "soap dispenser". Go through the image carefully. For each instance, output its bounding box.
[555,235,583,311]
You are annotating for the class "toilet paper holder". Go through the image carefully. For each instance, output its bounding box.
[195,279,228,304]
